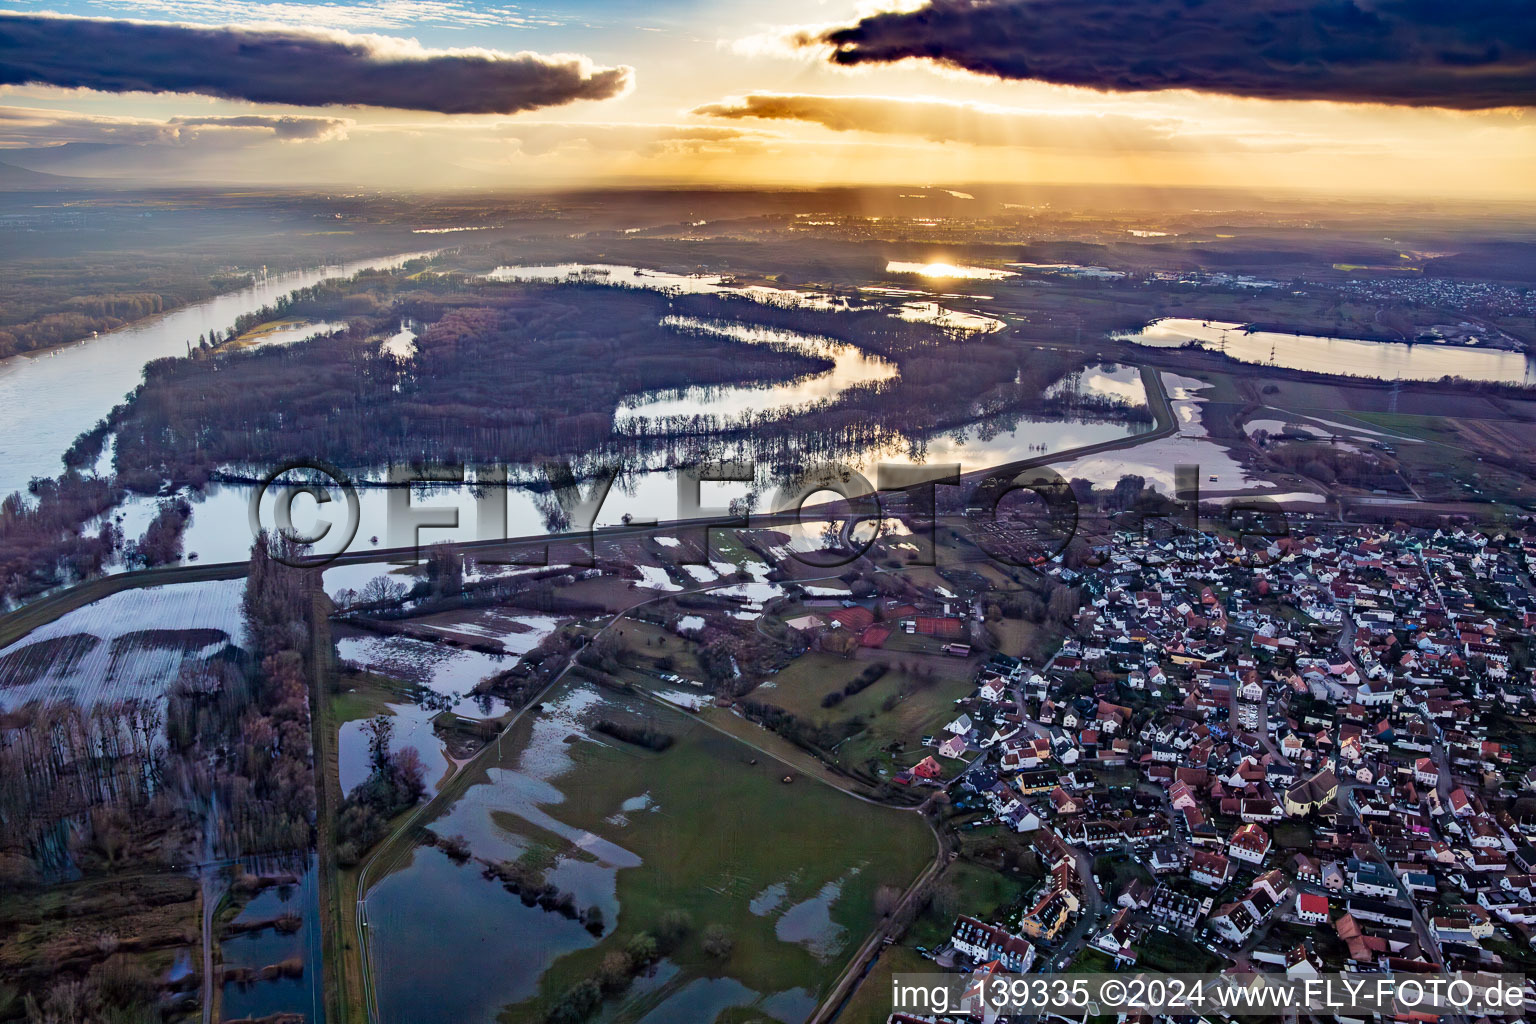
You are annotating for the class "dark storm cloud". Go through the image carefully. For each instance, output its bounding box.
[812,0,1536,110]
[0,12,632,114]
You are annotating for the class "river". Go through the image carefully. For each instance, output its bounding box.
[0,252,428,498]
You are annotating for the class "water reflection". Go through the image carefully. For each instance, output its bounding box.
[484,263,1003,333]
[615,316,898,427]
[1121,317,1536,385]
[0,252,429,497]
[885,260,1017,281]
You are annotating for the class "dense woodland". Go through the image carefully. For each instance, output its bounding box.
[107,283,836,488]
[101,276,1145,492]
[0,263,249,360]
[0,267,1151,608]
[0,475,122,604]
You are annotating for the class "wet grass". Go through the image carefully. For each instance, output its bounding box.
[405,682,934,1022]
[753,652,975,776]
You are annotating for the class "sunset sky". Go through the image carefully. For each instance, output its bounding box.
[1,0,1533,195]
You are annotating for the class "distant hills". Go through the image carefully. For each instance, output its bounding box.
[0,159,85,189]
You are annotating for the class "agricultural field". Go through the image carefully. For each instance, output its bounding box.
[332,628,516,705]
[364,680,936,1024]
[747,651,977,775]
[836,944,931,1024]
[0,579,246,709]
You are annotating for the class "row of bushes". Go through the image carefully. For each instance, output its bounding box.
[594,718,676,752]
[821,663,889,707]
[545,913,736,1024]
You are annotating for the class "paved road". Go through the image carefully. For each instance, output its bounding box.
[1052,847,1106,970]
[807,836,949,1024]
[1338,782,1447,967]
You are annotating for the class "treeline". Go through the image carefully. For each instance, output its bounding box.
[133,497,192,567]
[0,473,123,606]
[334,715,426,866]
[820,663,889,708]
[479,855,602,930]
[0,698,170,882]
[593,718,675,752]
[185,533,318,858]
[542,912,712,1024]
[1261,441,1408,492]
[739,699,866,751]
[0,274,248,360]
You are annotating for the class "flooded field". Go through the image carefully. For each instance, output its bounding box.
[1057,372,1275,494]
[1121,317,1536,385]
[365,681,932,1023]
[219,857,326,1024]
[485,263,1004,334]
[0,579,246,709]
[331,604,571,795]
[103,406,1149,569]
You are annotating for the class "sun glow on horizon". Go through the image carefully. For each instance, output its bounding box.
[885,260,1018,280]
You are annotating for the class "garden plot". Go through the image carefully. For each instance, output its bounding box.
[0,580,246,709]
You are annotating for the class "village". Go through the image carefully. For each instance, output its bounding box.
[813,510,1536,1021]
[288,483,1536,1024]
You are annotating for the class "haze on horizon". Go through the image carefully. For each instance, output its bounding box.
[0,0,1533,199]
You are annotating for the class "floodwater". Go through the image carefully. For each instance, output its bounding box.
[337,699,453,796]
[379,319,419,359]
[219,855,326,1024]
[891,301,1004,333]
[774,875,853,961]
[1057,372,1266,493]
[484,263,857,311]
[367,685,615,1022]
[367,843,597,1023]
[333,633,514,703]
[365,681,876,1024]
[97,356,1149,568]
[234,319,348,351]
[0,252,428,497]
[884,260,1017,281]
[614,316,898,427]
[628,977,815,1024]
[1121,317,1536,385]
[485,262,1004,333]
[0,579,246,709]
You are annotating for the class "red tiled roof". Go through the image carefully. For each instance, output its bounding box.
[914,756,943,779]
